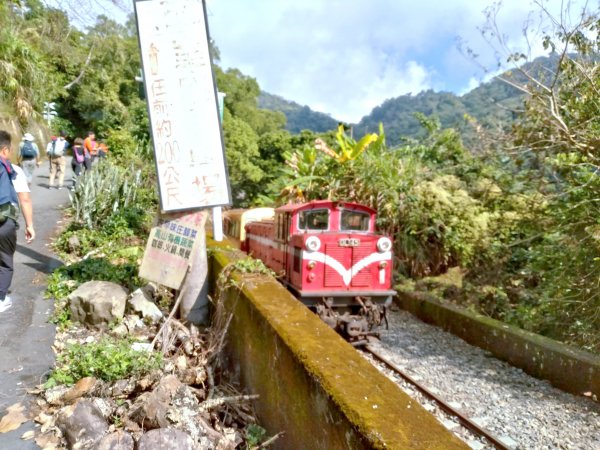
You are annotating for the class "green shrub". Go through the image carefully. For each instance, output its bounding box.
[104,128,137,159]
[244,424,267,449]
[46,256,143,299]
[46,336,162,386]
[70,160,143,228]
[48,297,71,330]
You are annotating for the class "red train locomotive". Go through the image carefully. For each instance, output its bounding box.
[228,200,396,342]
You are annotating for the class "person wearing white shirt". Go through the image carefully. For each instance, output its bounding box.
[12,165,35,243]
[47,132,68,189]
[0,131,35,313]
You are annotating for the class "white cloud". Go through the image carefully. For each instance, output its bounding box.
[69,0,588,124]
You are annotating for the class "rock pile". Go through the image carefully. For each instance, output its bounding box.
[27,280,267,450]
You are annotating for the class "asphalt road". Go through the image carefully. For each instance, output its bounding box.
[0,166,71,448]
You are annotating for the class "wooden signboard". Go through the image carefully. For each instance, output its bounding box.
[134,0,231,212]
[139,211,207,289]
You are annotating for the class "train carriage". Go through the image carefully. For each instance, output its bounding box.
[221,207,274,251]
[244,200,396,341]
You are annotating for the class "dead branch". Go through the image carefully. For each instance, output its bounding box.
[169,318,191,336]
[198,394,260,413]
[196,415,223,442]
[63,45,95,90]
[206,365,215,400]
[207,311,233,361]
[251,431,285,450]
[151,269,190,352]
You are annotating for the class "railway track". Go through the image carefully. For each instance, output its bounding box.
[363,344,512,450]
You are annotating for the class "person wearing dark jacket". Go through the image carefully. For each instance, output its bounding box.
[0,130,35,312]
[71,137,86,190]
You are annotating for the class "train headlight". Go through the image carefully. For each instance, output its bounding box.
[305,236,321,252]
[377,237,392,253]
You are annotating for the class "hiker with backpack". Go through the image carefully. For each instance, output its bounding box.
[46,131,69,189]
[18,133,40,187]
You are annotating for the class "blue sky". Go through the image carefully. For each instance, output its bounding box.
[48,0,596,123]
[205,0,596,122]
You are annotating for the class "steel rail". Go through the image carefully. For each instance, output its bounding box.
[364,345,512,450]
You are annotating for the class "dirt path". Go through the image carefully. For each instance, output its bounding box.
[0,166,71,448]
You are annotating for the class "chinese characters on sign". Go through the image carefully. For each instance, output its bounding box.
[139,212,207,289]
[135,0,231,211]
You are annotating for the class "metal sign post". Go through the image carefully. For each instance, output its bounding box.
[212,91,227,241]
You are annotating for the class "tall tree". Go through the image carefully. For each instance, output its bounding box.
[0,1,66,121]
[59,15,142,135]
[214,66,288,205]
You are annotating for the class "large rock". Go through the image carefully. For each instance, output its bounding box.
[62,377,99,404]
[137,428,197,450]
[166,383,208,442]
[56,400,109,449]
[127,286,163,323]
[67,235,81,253]
[68,281,128,329]
[95,430,134,450]
[127,375,182,429]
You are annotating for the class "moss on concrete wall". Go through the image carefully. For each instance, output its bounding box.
[208,241,468,449]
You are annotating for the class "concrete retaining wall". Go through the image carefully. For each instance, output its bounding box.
[208,240,468,449]
[397,290,600,399]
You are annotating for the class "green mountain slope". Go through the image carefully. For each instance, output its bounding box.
[258,92,339,134]
[259,56,558,146]
[355,79,524,146]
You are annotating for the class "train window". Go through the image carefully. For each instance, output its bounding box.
[293,247,301,272]
[276,214,283,241]
[284,213,291,242]
[298,209,329,231]
[341,210,370,231]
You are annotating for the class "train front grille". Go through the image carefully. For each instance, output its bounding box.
[324,245,344,287]
[350,244,371,287]
[323,242,372,288]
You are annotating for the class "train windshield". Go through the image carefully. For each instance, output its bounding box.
[341,210,370,232]
[298,209,329,231]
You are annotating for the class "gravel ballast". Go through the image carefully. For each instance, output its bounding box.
[366,309,600,449]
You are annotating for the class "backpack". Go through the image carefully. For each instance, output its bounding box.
[49,140,69,156]
[74,146,85,164]
[21,141,36,159]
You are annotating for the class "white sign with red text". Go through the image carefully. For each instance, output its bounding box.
[135,0,231,212]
